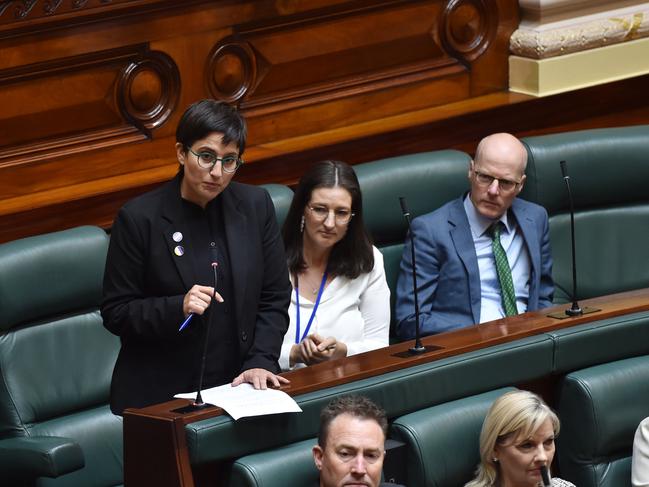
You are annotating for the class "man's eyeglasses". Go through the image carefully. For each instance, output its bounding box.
[473,170,521,192]
[188,148,243,173]
[307,205,354,225]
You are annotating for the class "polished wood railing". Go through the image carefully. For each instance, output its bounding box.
[123,288,649,487]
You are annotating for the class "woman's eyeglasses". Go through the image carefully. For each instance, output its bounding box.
[307,205,354,225]
[188,148,243,174]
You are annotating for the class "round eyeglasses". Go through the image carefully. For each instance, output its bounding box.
[307,205,354,225]
[188,148,243,173]
[473,170,521,192]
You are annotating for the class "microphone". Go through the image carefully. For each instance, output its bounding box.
[399,197,426,354]
[173,261,219,414]
[560,161,582,316]
[540,465,551,487]
[193,261,219,407]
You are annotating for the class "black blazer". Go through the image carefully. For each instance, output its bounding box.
[101,174,291,414]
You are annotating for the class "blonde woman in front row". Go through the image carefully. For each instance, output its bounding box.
[465,390,575,487]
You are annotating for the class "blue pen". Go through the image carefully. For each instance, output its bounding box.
[178,313,194,332]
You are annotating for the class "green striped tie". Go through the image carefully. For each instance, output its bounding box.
[490,223,518,317]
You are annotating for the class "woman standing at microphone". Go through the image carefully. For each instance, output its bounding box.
[279,160,390,370]
[465,390,575,487]
[101,100,291,414]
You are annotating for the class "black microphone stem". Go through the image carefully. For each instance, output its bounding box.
[560,161,582,316]
[194,262,218,406]
[400,197,425,354]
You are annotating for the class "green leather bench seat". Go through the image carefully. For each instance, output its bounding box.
[390,387,516,487]
[353,150,472,336]
[548,310,649,373]
[556,354,649,487]
[185,334,552,464]
[229,437,319,487]
[0,226,123,487]
[521,125,649,303]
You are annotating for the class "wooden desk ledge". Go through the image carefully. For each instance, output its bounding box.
[126,287,649,425]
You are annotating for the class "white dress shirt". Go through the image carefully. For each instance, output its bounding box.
[463,195,531,323]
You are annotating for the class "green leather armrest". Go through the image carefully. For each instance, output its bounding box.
[0,436,85,479]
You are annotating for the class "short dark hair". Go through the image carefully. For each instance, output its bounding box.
[282,160,374,279]
[318,395,387,448]
[175,99,247,155]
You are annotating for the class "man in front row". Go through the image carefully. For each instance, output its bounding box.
[314,395,404,487]
[395,133,554,339]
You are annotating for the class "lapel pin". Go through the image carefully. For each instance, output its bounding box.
[172,231,183,242]
[174,245,184,257]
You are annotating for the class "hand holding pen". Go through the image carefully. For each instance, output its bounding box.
[178,284,224,331]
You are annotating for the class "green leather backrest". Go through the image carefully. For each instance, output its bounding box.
[521,125,649,302]
[390,387,516,487]
[520,125,649,213]
[229,437,319,487]
[556,354,649,487]
[260,183,294,230]
[354,150,472,333]
[0,226,109,331]
[0,226,118,430]
[354,150,472,245]
[549,207,649,301]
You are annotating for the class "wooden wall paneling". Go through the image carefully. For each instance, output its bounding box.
[1,0,647,244]
[0,0,518,243]
[232,0,517,143]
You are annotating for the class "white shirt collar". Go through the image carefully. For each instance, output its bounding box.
[463,193,512,238]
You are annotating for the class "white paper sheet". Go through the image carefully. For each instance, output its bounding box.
[175,383,302,420]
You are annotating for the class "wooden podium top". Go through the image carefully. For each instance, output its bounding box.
[126,288,649,425]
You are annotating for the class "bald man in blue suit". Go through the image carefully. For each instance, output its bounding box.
[395,133,554,339]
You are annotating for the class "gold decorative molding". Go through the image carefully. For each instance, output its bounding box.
[510,35,649,96]
[511,10,649,59]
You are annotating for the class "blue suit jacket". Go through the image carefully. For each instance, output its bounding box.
[395,196,553,339]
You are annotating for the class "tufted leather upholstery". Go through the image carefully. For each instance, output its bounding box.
[0,226,123,487]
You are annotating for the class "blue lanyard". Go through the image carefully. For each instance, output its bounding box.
[295,271,328,344]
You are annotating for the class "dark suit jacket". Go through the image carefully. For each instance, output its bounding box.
[101,174,291,414]
[395,196,553,339]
